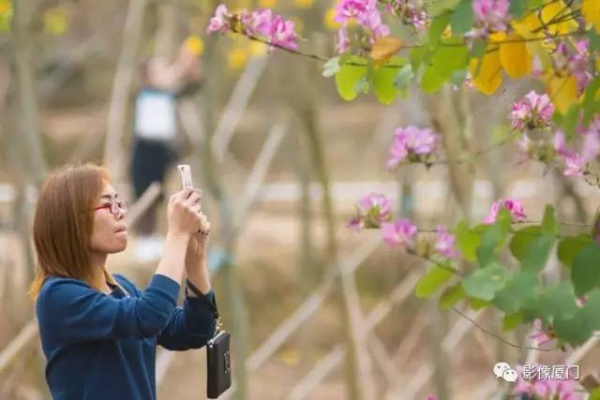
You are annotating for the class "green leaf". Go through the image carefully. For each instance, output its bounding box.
[554,310,592,346]
[541,204,557,234]
[589,30,600,53]
[469,40,487,59]
[588,388,600,400]
[409,47,428,72]
[509,226,542,262]
[468,297,490,310]
[323,57,341,77]
[455,220,480,262]
[581,289,600,331]
[421,65,446,93]
[509,0,529,19]
[462,262,507,301]
[430,44,469,77]
[493,271,539,314]
[562,104,580,140]
[558,234,593,269]
[428,13,451,49]
[572,242,600,297]
[534,281,578,321]
[428,0,461,16]
[582,77,600,125]
[415,266,454,298]
[476,209,510,267]
[520,234,555,273]
[334,58,367,101]
[502,312,524,332]
[371,66,398,105]
[439,283,465,309]
[450,0,474,35]
[394,64,414,95]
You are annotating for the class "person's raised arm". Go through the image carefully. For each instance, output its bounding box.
[37,188,204,344]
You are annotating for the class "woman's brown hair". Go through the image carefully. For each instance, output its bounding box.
[28,162,118,300]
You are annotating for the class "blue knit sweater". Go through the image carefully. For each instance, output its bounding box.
[36,273,216,400]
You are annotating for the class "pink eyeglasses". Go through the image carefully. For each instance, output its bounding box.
[93,200,128,216]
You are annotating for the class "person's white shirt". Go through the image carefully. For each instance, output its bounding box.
[134,88,177,142]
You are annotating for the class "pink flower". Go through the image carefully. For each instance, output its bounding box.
[333,0,390,52]
[483,198,526,224]
[334,0,376,25]
[434,226,458,258]
[510,91,555,131]
[242,9,273,37]
[269,16,298,50]
[348,193,394,231]
[381,218,417,247]
[472,0,510,34]
[581,117,600,162]
[207,4,230,34]
[386,126,439,170]
[426,394,436,400]
[563,153,585,177]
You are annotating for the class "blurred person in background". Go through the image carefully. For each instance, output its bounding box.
[29,162,215,400]
[130,39,202,261]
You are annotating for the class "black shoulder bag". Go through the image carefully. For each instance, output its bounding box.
[186,280,232,399]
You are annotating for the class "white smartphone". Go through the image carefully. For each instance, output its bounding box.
[177,164,193,189]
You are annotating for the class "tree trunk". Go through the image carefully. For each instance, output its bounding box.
[103,0,148,180]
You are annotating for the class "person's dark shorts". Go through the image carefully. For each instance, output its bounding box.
[130,137,178,200]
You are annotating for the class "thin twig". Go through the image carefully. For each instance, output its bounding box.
[450,307,556,352]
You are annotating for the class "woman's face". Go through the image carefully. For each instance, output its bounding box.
[89,182,128,254]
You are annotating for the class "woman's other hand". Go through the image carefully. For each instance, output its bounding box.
[167,188,202,237]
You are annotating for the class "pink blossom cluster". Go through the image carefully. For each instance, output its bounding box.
[482,198,527,224]
[510,91,555,131]
[386,126,439,171]
[380,219,459,259]
[206,4,298,50]
[383,0,429,31]
[554,38,594,95]
[334,0,390,53]
[512,364,582,400]
[347,192,394,231]
[469,0,510,39]
[548,117,600,177]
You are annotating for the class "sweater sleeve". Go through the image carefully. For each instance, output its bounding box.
[156,289,217,351]
[39,274,180,343]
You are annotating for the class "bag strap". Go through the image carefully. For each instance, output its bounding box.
[185,279,223,333]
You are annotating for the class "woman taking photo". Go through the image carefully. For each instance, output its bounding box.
[29,162,217,400]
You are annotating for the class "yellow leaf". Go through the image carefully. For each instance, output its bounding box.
[469,50,503,95]
[511,13,543,39]
[499,34,531,79]
[0,0,11,16]
[184,35,204,56]
[545,74,579,114]
[539,0,579,35]
[323,8,340,30]
[442,25,452,39]
[370,36,403,67]
[582,0,600,33]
